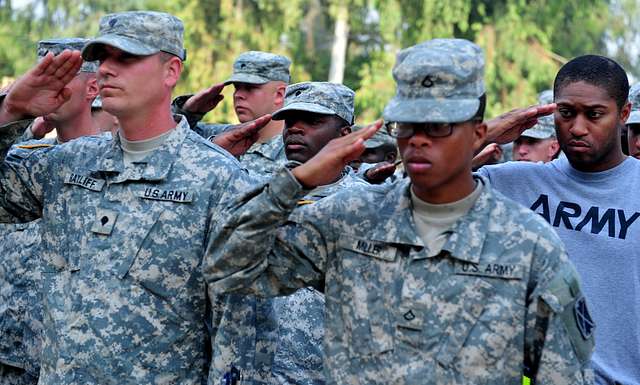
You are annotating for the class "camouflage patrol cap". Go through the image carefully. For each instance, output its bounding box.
[272,82,355,124]
[362,128,396,149]
[37,38,98,73]
[627,83,640,125]
[520,90,556,139]
[383,38,485,123]
[224,51,291,85]
[82,11,186,62]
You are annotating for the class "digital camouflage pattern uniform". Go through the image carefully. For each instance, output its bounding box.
[519,90,555,140]
[0,38,99,385]
[173,51,291,178]
[204,39,594,385]
[0,142,54,385]
[626,83,640,125]
[209,82,364,385]
[0,12,253,384]
[0,219,41,385]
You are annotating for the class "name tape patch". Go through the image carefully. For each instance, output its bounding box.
[139,187,193,203]
[64,173,105,192]
[455,262,523,280]
[340,236,396,261]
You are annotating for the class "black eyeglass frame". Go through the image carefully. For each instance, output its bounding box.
[385,119,482,139]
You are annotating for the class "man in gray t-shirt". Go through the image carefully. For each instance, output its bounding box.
[479,55,640,385]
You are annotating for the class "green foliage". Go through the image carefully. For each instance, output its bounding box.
[0,0,629,123]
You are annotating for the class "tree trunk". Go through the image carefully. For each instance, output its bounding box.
[328,3,349,83]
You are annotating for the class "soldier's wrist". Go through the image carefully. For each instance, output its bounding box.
[0,98,30,123]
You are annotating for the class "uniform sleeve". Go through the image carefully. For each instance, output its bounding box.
[474,164,492,181]
[193,123,233,140]
[170,94,233,138]
[0,119,32,158]
[524,233,595,385]
[171,94,205,129]
[0,121,49,223]
[204,167,329,298]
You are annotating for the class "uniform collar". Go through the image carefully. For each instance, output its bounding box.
[92,115,189,182]
[244,133,285,161]
[440,176,493,264]
[368,177,424,247]
[305,167,360,201]
[368,175,496,264]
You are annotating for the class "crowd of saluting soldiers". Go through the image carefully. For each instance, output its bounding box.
[0,9,639,385]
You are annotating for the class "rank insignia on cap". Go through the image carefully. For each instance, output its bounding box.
[574,296,594,340]
[421,75,435,88]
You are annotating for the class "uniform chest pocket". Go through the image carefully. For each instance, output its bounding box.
[40,178,106,273]
[432,276,524,377]
[338,235,397,358]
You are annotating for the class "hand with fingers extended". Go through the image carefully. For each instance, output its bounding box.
[292,120,383,188]
[472,142,503,170]
[486,103,556,145]
[364,160,400,184]
[31,117,56,139]
[0,50,83,124]
[183,83,226,115]
[212,114,272,157]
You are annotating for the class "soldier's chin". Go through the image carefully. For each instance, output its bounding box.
[285,150,310,164]
[100,98,123,116]
[235,110,254,123]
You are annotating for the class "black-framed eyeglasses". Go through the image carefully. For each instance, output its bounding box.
[385,121,455,138]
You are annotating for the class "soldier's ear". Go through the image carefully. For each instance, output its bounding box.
[339,125,352,137]
[164,56,183,89]
[620,101,631,124]
[472,121,487,153]
[274,83,287,107]
[86,76,99,100]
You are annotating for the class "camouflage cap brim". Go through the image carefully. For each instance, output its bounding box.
[383,96,480,123]
[627,110,640,125]
[272,102,337,121]
[82,34,159,61]
[223,73,271,85]
[520,126,555,139]
[364,138,391,149]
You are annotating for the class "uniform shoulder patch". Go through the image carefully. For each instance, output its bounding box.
[574,296,595,340]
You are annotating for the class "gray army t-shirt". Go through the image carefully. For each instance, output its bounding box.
[478,156,640,385]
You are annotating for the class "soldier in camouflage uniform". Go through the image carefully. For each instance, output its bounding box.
[512,90,560,162]
[0,11,257,384]
[204,39,594,385]
[174,51,291,177]
[0,38,101,385]
[353,128,401,185]
[211,82,368,385]
[626,83,640,159]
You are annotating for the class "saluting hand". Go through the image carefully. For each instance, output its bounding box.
[183,83,226,114]
[0,50,83,124]
[292,120,383,188]
[212,114,272,157]
[364,161,399,184]
[486,103,556,144]
[472,142,503,170]
[31,117,56,139]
